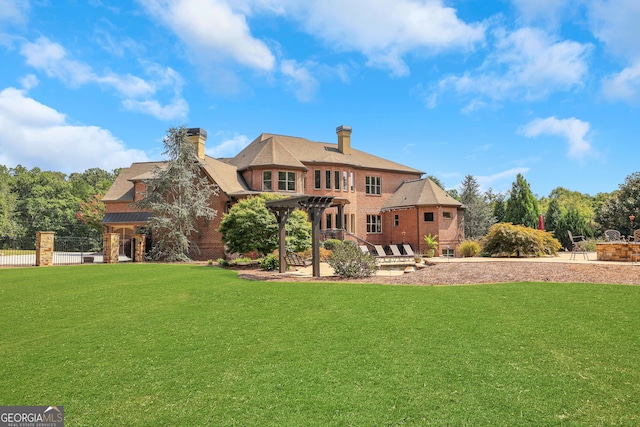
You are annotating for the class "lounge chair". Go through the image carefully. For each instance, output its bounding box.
[389,245,402,256]
[403,244,415,256]
[373,245,387,257]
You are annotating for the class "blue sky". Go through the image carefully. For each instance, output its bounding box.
[1,0,638,197]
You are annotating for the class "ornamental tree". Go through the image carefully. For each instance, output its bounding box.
[133,126,219,262]
[218,194,312,256]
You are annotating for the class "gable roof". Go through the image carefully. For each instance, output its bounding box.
[102,157,251,203]
[102,161,165,202]
[381,178,463,211]
[228,133,424,174]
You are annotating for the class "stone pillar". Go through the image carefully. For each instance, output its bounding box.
[36,231,55,266]
[103,233,120,264]
[133,234,146,262]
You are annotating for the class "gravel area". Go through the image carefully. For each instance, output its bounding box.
[238,260,640,286]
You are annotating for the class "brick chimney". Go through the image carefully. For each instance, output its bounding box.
[336,125,352,155]
[186,128,207,160]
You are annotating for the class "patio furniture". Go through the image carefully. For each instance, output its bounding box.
[374,245,387,257]
[403,244,415,257]
[631,230,640,264]
[627,229,640,242]
[285,251,311,267]
[604,229,624,242]
[389,245,402,256]
[568,230,589,260]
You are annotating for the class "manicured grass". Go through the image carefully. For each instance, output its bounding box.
[1,264,640,426]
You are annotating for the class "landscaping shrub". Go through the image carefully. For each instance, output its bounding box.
[481,223,561,257]
[260,253,280,271]
[322,239,343,251]
[328,241,376,278]
[458,239,481,257]
[301,247,333,261]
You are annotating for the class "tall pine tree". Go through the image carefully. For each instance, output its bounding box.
[460,175,495,239]
[503,173,540,229]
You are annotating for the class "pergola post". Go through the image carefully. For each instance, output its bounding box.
[273,208,291,273]
[309,207,322,278]
[266,196,335,278]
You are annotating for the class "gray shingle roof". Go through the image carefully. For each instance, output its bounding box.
[381,178,463,210]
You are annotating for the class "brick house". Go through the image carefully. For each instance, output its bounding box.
[102,126,464,259]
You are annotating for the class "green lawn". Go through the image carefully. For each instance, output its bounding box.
[1,264,639,426]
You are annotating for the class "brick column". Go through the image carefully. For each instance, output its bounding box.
[36,231,55,266]
[103,233,120,264]
[133,234,146,262]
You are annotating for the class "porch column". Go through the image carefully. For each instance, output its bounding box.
[336,204,344,230]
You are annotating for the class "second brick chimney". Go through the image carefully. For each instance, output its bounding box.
[186,128,207,160]
[336,125,352,155]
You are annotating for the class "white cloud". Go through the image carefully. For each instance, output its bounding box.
[280,59,319,102]
[476,167,531,190]
[510,0,571,28]
[208,132,250,158]
[588,0,640,103]
[589,0,640,62]
[19,36,187,120]
[19,74,38,90]
[0,0,30,25]
[0,86,149,172]
[521,116,593,159]
[601,62,640,103]
[436,27,592,104]
[137,0,276,71]
[289,0,485,76]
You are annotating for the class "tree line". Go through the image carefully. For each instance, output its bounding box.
[457,172,640,249]
[0,165,118,244]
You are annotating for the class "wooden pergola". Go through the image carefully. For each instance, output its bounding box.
[265,196,339,277]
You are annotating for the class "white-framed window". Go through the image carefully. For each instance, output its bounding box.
[365,176,381,195]
[262,171,272,191]
[278,171,296,192]
[343,171,348,191]
[443,211,452,219]
[394,214,399,227]
[350,172,355,192]
[325,213,332,229]
[366,215,382,233]
[325,170,332,189]
[424,212,434,222]
[334,171,340,190]
[314,170,321,189]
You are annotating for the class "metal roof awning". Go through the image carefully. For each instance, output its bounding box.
[102,212,151,224]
